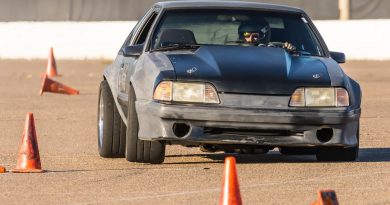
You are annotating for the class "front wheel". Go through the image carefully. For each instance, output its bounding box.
[316,125,359,162]
[316,146,359,162]
[125,85,165,164]
[97,80,126,158]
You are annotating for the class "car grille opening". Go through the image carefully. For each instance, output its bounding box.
[203,127,303,137]
[173,123,191,138]
[316,128,333,142]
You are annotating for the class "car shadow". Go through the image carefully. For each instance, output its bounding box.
[165,152,316,164]
[36,148,390,173]
[358,147,390,162]
[164,147,390,164]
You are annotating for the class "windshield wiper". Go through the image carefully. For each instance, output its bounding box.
[287,49,321,57]
[152,43,200,52]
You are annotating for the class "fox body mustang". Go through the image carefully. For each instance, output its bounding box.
[98,1,361,163]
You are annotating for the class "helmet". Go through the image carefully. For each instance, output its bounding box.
[238,19,271,44]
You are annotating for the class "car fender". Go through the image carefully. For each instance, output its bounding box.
[103,63,128,125]
[130,52,176,101]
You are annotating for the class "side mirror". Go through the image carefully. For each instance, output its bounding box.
[330,51,346,64]
[123,45,143,57]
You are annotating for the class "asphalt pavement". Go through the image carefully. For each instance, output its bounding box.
[0,59,389,205]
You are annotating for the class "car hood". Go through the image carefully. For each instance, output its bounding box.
[165,45,337,95]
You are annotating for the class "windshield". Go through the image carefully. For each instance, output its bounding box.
[151,9,324,56]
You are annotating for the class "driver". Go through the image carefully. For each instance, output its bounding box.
[238,19,271,45]
[238,19,296,50]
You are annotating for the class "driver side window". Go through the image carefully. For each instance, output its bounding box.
[119,20,141,53]
[134,12,158,46]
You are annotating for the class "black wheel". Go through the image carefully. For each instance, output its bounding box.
[238,148,256,154]
[97,80,126,158]
[279,147,316,155]
[316,126,359,162]
[316,146,358,162]
[125,84,165,164]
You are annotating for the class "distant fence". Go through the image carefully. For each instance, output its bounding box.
[0,0,390,21]
[1,20,389,60]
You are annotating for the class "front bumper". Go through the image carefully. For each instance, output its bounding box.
[136,101,360,147]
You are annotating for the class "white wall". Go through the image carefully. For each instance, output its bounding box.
[0,20,388,60]
[314,20,390,60]
[0,21,137,60]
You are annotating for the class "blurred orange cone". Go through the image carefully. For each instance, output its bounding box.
[219,156,242,205]
[40,74,79,95]
[311,190,339,205]
[0,166,5,173]
[12,113,44,173]
[46,47,58,77]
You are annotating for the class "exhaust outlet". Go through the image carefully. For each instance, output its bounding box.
[316,128,333,142]
[172,123,190,138]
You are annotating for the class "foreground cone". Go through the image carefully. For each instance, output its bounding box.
[311,190,339,205]
[219,156,242,205]
[0,166,5,173]
[40,74,79,95]
[46,47,58,77]
[12,113,44,173]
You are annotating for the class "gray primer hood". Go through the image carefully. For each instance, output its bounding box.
[165,45,339,95]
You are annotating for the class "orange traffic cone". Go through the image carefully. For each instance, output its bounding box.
[219,156,242,205]
[0,166,5,173]
[40,74,79,95]
[311,190,339,205]
[46,47,58,77]
[12,113,44,173]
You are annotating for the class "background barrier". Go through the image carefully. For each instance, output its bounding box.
[1,0,390,21]
[0,0,338,21]
[0,20,388,60]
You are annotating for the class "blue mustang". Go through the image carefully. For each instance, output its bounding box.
[97,1,361,164]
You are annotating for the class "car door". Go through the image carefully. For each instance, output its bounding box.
[116,9,159,106]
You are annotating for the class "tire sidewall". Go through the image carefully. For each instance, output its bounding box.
[125,84,165,164]
[125,85,139,162]
[98,81,115,157]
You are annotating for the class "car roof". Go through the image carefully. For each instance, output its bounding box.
[154,1,304,14]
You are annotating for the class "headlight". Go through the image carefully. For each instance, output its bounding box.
[290,87,349,107]
[153,81,172,101]
[153,81,220,104]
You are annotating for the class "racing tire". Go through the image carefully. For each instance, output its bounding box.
[316,126,359,162]
[97,80,126,158]
[125,85,165,164]
[316,146,359,162]
[238,148,256,154]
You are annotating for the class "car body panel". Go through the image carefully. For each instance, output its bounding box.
[154,1,304,13]
[135,101,359,147]
[166,45,332,95]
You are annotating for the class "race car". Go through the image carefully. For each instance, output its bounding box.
[97,1,361,164]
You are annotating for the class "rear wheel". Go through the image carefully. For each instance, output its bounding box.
[125,85,165,164]
[97,80,126,158]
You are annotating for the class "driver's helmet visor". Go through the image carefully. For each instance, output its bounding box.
[242,26,269,41]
